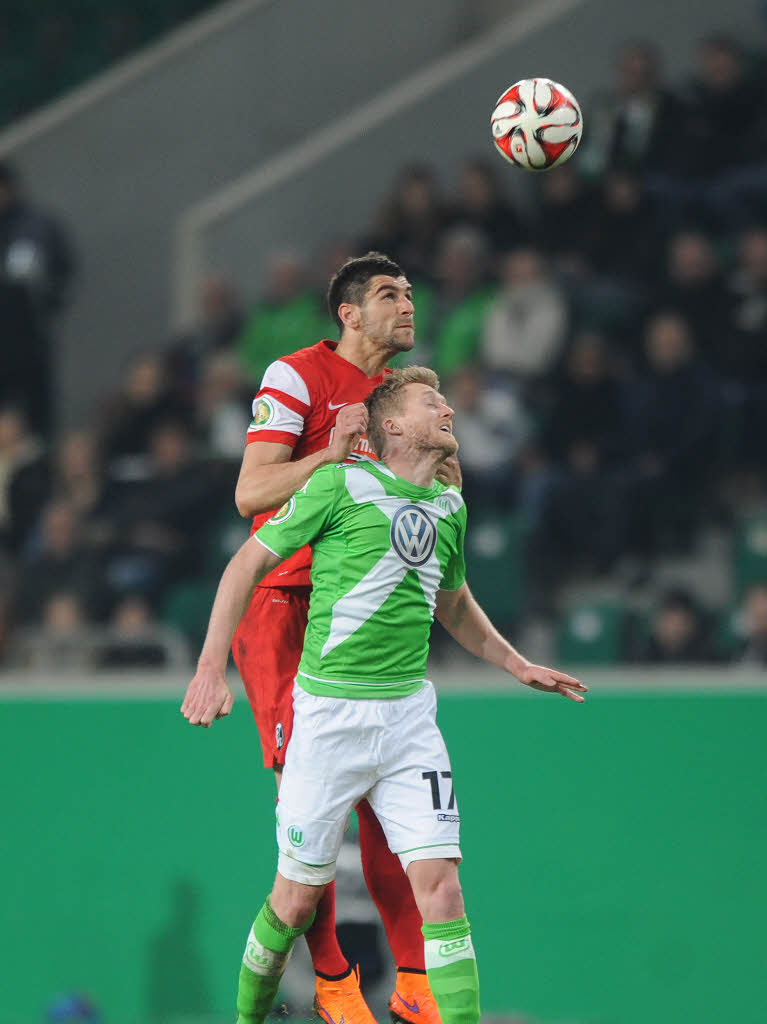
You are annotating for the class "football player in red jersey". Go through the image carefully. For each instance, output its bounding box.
[231,253,453,1023]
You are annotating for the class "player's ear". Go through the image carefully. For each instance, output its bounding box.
[338,302,361,332]
[382,415,402,438]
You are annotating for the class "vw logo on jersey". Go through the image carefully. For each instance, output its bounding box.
[390,504,437,567]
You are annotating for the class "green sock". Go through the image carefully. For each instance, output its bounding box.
[422,916,480,1024]
[236,896,315,1024]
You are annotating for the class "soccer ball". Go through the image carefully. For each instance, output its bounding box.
[491,77,583,171]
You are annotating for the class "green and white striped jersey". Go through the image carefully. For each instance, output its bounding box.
[255,457,467,699]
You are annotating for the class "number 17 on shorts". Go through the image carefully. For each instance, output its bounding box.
[422,769,459,822]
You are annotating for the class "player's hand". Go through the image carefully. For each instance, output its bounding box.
[329,402,369,462]
[516,663,588,702]
[181,663,234,727]
[436,454,462,489]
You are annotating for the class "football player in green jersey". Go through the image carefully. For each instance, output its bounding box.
[182,366,587,1024]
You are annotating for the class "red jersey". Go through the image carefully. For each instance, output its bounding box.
[246,339,388,587]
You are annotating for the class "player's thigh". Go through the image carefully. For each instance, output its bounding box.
[232,586,310,768]
[276,686,378,883]
[367,683,461,872]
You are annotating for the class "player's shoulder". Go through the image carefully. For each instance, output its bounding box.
[281,339,336,370]
[260,341,337,406]
[302,460,347,495]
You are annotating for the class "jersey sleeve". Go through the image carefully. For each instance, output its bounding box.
[440,497,467,591]
[247,359,312,448]
[254,465,342,560]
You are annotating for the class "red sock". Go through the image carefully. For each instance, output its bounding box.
[356,798,425,971]
[304,881,350,977]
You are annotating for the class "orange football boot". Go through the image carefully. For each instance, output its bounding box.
[314,964,378,1024]
[388,970,442,1024]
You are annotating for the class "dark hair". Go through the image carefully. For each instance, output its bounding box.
[326,251,404,332]
[364,366,440,458]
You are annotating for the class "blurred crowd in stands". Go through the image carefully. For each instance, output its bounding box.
[2,32,767,670]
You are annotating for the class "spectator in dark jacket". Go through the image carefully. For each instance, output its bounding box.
[0,161,76,438]
[362,164,447,279]
[535,164,601,269]
[98,420,222,603]
[615,311,719,554]
[580,40,687,178]
[447,158,529,256]
[638,587,719,663]
[656,231,733,363]
[529,332,626,577]
[587,169,664,287]
[165,273,244,407]
[14,500,102,624]
[647,35,767,228]
[97,350,188,467]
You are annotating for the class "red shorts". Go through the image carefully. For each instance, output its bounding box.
[232,585,311,769]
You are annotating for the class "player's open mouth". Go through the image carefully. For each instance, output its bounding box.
[440,425,452,433]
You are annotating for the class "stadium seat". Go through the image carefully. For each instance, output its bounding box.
[464,514,524,624]
[733,515,767,596]
[556,600,628,665]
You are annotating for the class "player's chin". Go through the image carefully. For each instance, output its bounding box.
[391,329,415,351]
[438,434,459,456]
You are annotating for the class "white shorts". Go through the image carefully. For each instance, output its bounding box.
[276,681,461,884]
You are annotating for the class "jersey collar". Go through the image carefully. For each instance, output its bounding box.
[320,339,387,382]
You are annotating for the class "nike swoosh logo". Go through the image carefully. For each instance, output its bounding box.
[316,1002,344,1024]
[328,401,348,410]
[394,992,419,1014]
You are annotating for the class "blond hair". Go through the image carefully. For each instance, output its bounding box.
[364,366,440,458]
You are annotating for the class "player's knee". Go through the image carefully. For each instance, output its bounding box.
[270,876,325,928]
[408,860,464,921]
[284,893,320,928]
[427,876,464,920]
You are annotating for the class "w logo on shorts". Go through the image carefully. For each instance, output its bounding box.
[287,826,304,848]
[390,505,437,567]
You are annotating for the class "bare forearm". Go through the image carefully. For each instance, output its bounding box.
[198,542,276,670]
[436,585,588,702]
[235,448,336,517]
[436,587,530,679]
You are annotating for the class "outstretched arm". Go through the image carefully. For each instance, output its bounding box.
[181,537,282,726]
[435,584,587,702]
